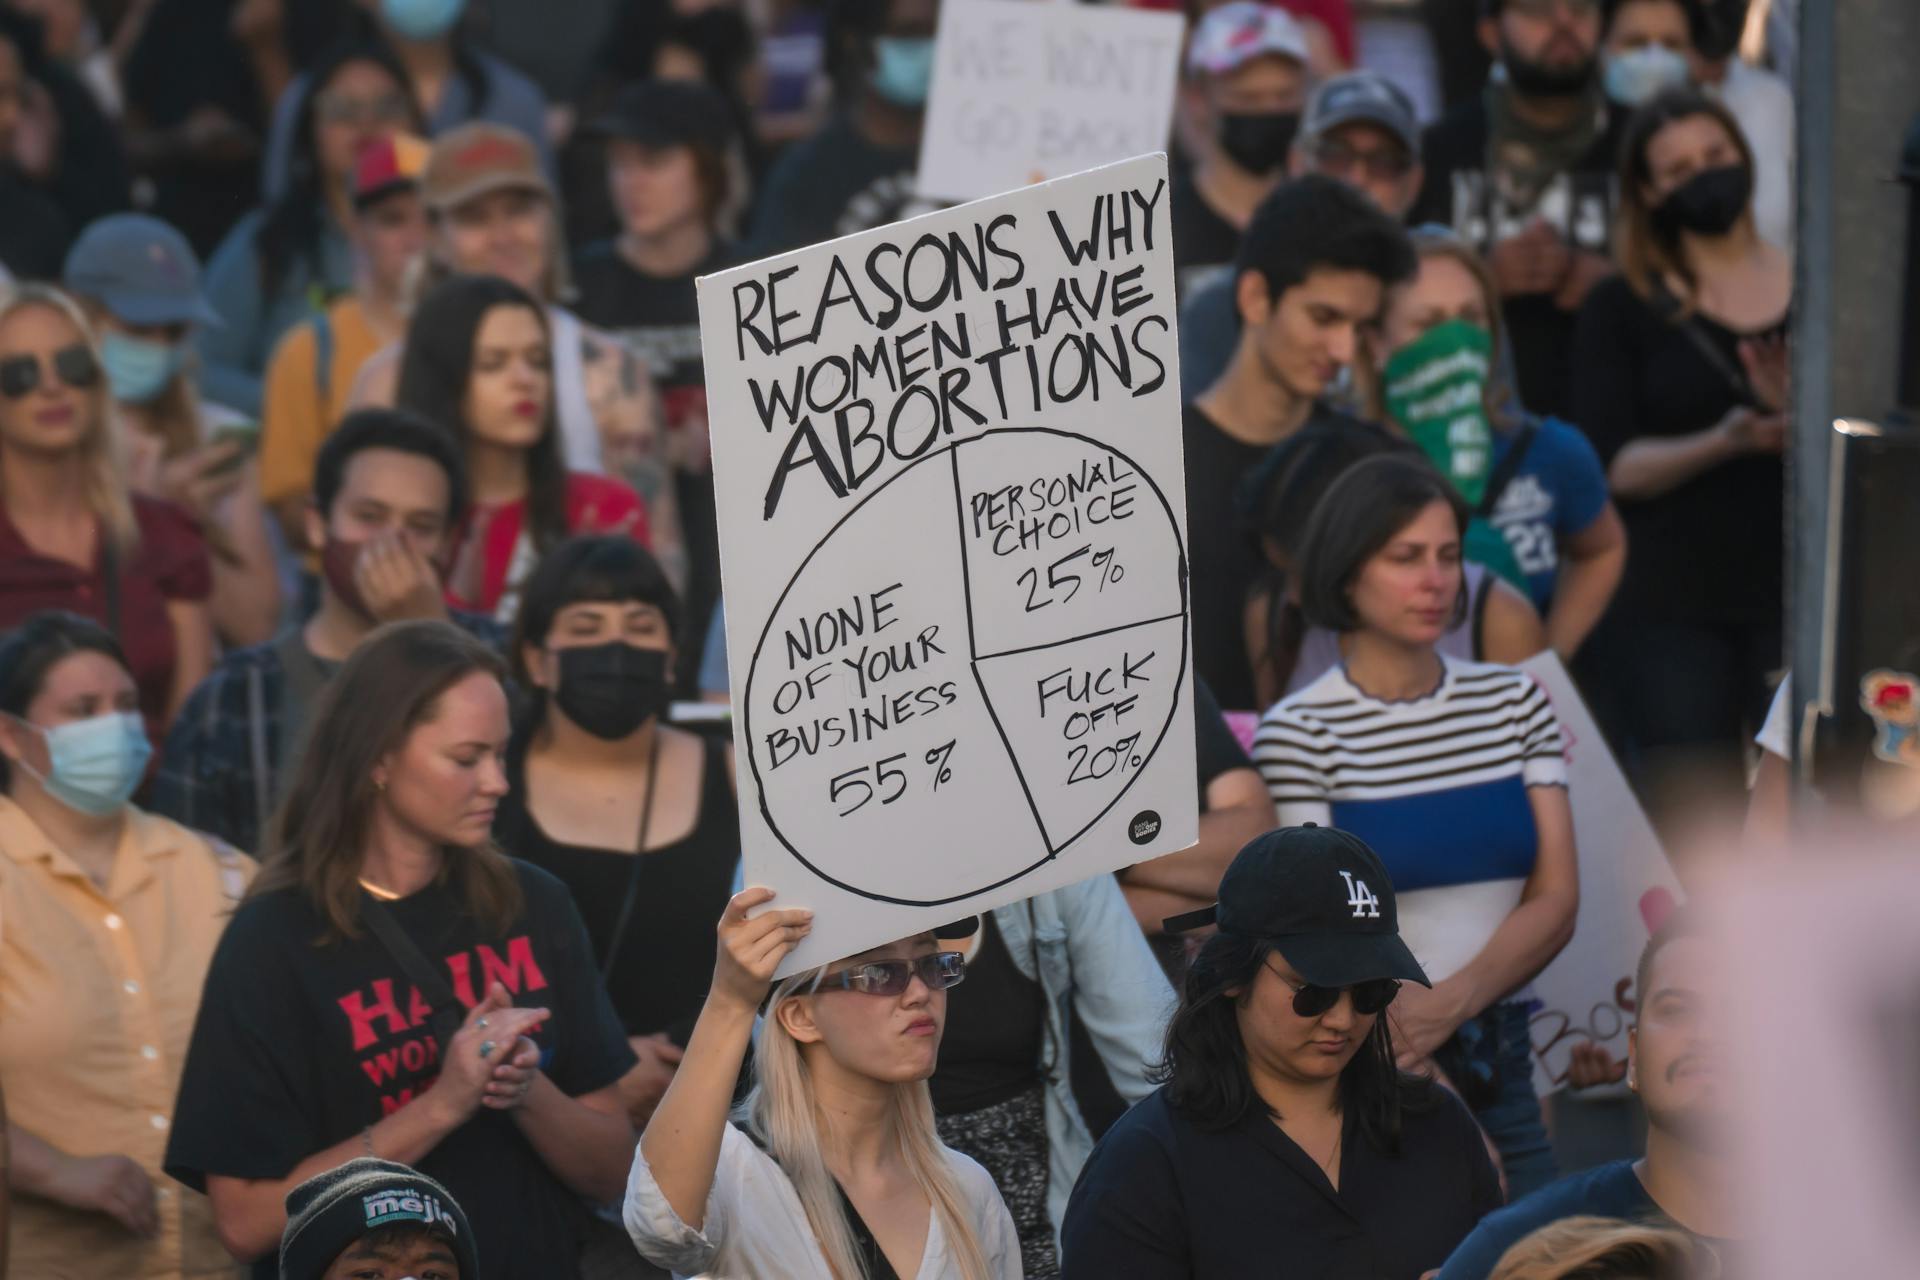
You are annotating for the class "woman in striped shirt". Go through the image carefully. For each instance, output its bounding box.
[1251,454,1578,1198]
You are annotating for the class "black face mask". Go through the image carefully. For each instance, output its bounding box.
[553,642,671,741]
[1219,111,1301,176]
[1500,37,1598,98]
[1652,163,1752,237]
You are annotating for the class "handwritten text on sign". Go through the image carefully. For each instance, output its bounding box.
[700,155,1198,972]
[917,0,1185,204]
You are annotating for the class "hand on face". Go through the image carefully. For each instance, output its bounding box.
[354,528,449,623]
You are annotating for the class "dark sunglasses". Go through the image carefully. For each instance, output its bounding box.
[0,345,101,399]
[1272,964,1402,1018]
[818,951,966,997]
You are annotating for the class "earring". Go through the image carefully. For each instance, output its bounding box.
[374,777,388,793]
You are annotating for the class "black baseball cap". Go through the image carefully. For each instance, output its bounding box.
[585,80,733,151]
[1300,71,1419,155]
[1165,824,1430,989]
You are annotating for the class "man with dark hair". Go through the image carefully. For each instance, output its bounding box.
[748,0,943,253]
[278,1157,477,1280]
[1436,910,1737,1279]
[153,409,504,854]
[1183,174,1415,711]
[1411,0,1619,419]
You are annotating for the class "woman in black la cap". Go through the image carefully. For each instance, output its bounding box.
[1059,824,1502,1279]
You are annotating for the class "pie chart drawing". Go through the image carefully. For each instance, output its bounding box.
[743,426,1189,906]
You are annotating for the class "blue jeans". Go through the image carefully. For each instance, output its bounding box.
[1432,1000,1558,1200]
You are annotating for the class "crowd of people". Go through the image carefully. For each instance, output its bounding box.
[0,0,1804,1277]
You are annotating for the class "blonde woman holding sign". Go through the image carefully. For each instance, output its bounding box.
[624,888,1021,1279]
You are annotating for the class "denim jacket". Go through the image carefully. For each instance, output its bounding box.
[992,874,1174,1241]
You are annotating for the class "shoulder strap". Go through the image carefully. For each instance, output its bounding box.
[1652,288,1758,403]
[1476,421,1540,519]
[312,307,334,407]
[1470,568,1494,661]
[360,898,465,1053]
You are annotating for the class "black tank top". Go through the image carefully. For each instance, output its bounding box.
[928,912,1047,1116]
[495,734,740,1042]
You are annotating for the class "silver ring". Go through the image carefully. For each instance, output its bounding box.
[475,1017,490,1031]
[479,1039,496,1059]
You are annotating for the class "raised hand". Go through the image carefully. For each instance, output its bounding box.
[711,887,813,1014]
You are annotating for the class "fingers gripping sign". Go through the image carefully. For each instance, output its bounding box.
[712,887,814,1012]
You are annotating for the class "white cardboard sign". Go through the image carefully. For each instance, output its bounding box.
[1519,652,1684,1094]
[698,155,1197,973]
[917,0,1185,205]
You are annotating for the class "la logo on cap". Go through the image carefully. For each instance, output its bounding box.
[1338,870,1380,919]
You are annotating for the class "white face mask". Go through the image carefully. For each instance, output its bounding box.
[1603,44,1693,108]
[13,711,152,816]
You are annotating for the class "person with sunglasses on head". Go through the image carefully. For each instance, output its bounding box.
[0,284,212,742]
[66,213,286,650]
[1060,825,1501,1279]
[0,610,253,1280]
[153,408,502,859]
[197,39,423,417]
[1251,455,1578,1199]
[625,890,1021,1278]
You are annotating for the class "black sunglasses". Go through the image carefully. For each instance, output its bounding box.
[818,951,966,997]
[1270,962,1401,1018]
[0,345,101,399]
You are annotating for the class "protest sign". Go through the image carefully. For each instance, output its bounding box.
[917,1,1185,205]
[698,154,1197,973]
[1519,652,1683,1094]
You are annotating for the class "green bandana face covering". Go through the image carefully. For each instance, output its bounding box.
[1384,318,1496,506]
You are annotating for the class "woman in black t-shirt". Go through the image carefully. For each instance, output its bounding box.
[495,535,740,1131]
[164,621,637,1280]
[1569,89,1791,826]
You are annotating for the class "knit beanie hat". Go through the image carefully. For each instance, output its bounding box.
[279,1157,478,1280]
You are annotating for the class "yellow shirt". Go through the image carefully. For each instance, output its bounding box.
[0,797,254,1279]
[257,295,385,511]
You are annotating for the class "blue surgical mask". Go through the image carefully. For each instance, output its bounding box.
[380,0,467,41]
[1603,44,1692,108]
[99,332,185,405]
[871,36,935,109]
[16,712,152,817]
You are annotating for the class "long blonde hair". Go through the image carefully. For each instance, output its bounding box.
[735,970,994,1280]
[0,284,138,555]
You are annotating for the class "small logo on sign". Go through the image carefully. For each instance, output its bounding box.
[1129,811,1162,845]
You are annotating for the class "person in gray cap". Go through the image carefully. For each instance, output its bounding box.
[279,1157,479,1280]
[1179,70,1425,398]
[65,212,284,647]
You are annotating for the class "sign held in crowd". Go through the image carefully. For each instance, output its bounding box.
[917,1,1186,204]
[1520,652,1683,1093]
[698,155,1198,972]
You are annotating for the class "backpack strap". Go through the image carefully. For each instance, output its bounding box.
[1476,420,1540,520]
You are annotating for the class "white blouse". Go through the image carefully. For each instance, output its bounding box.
[624,1123,1023,1280]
